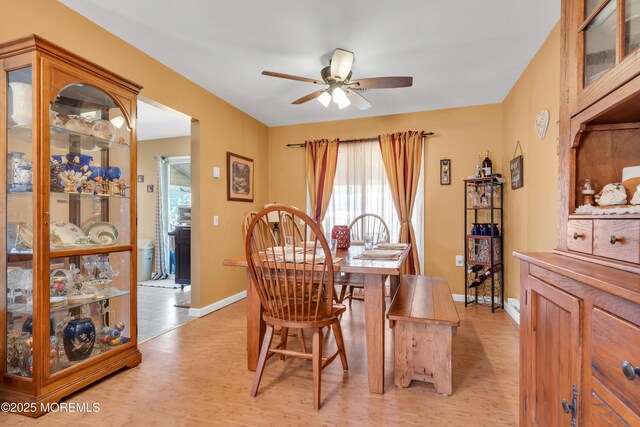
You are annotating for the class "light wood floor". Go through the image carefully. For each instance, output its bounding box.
[1,300,519,426]
[137,285,193,342]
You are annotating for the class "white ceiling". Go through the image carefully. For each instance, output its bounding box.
[137,100,190,141]
[60,0,560,127]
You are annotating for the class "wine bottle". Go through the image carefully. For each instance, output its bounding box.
[482,150,492,177]
[468,266,499,288]
[467,265,483,274]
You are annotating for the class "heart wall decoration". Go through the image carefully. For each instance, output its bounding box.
[535,110,549,140]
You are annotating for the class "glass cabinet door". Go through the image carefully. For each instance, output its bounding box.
[584,0,617,86]
[626,0,640,55]
[5,66,35,378]
[46,83,133,375]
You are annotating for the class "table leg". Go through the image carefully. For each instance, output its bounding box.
[389,274,400,301]
[363,274,386,394]
[246,268,265,371]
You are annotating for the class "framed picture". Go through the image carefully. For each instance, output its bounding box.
[440,159,451,185]
[137,175,144,183]
[510,141,524,190]
[146,185,154,193]
[227,152,254,202]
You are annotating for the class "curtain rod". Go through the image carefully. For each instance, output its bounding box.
[285,132,434,148]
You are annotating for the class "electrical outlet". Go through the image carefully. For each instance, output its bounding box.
[213,215,219,226]
[455,255,464,266]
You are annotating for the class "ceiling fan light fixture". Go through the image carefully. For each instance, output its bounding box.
[332,87,348,105]
[317,91,331,107]
[338,98,351,109]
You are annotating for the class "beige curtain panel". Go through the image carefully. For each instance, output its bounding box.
[379,131,423,274]
[305,139,340,230]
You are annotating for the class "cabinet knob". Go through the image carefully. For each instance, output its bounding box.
[610,235,620,244]
[572,232,582,240]
[622,361,640,381]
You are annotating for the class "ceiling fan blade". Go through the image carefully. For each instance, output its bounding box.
[291,90,326,105]
[330,48,354,81]
[351,76,413,89]
[262,71,322,85]
[345,89,371,110]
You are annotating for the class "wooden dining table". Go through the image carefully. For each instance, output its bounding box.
[223,244,410,394]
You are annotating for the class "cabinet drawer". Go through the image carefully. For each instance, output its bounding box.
[567,220,593,254]
[593,220,640,264]
[591,308,640,415]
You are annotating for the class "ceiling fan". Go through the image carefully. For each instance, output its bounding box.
[262,48,413,110]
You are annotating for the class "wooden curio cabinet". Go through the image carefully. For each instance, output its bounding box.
[0,35,141,416]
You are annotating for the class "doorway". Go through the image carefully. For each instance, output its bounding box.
[135,99,194,341]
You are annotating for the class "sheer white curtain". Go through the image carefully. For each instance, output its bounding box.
[321,141,424,269]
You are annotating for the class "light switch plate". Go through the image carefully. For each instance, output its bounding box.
[213,167,220,178]
[213,215,219,226]
[455,255,464,266]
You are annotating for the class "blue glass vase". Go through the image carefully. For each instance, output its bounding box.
[63,318,96,361]
[105,166,121,181]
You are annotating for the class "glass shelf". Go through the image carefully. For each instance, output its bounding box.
[8,191,130,201]
[7,290,130,315]
[50,126,130,151]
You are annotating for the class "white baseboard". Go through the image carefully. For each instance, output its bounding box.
[452,293,465,302]
[188,290,247,318]
[452,294,520,324]
[505,298,520,325]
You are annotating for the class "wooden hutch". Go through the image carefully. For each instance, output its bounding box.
[0,35,141,416]
[516,0,640,426]
[516,0,640,425]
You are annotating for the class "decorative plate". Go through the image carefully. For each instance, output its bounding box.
[83,221,119,245]
[67,294,94,304]
[50,296,68,308]
[50,221,92,247]
[16,222,34,249]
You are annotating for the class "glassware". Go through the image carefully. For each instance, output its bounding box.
[364,234,374,250]
[579,178,599,206]
[329,238,338,257]
[284,236,294,250]
[7,267,23,306]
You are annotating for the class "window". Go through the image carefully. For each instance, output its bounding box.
[320,141,424,271]
[167,156,191,232]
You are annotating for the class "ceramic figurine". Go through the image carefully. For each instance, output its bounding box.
[596,183,627,206]
[118,178,127,196]
[112,180,120,196]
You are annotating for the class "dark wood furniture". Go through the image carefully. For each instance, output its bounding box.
[464,177,504,312]
[517,2,640,423]
[170,226,191,288]
[0,35,141,416]
[387,275,460,395]
[245,205,348,410]
[224,243,410,395]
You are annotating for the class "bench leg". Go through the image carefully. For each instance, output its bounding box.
[430,325,453,395]
[394,322,413,387]
[395,323,453,395]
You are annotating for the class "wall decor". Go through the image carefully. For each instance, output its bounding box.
[535,109,549,140]
[227,152,254,202]
[137,175,144,183]
[510,141,524,190]
[146,185,154,193]
[440,159,451,185]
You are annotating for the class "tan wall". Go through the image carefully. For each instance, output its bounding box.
[269,105,503,295]
[136,136,191,242]
[501,23,561,301]
[1,1,270,308]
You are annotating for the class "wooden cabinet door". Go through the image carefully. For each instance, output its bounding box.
[522,275,582,427]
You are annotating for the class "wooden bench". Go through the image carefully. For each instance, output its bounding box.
[387,275,460,395]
